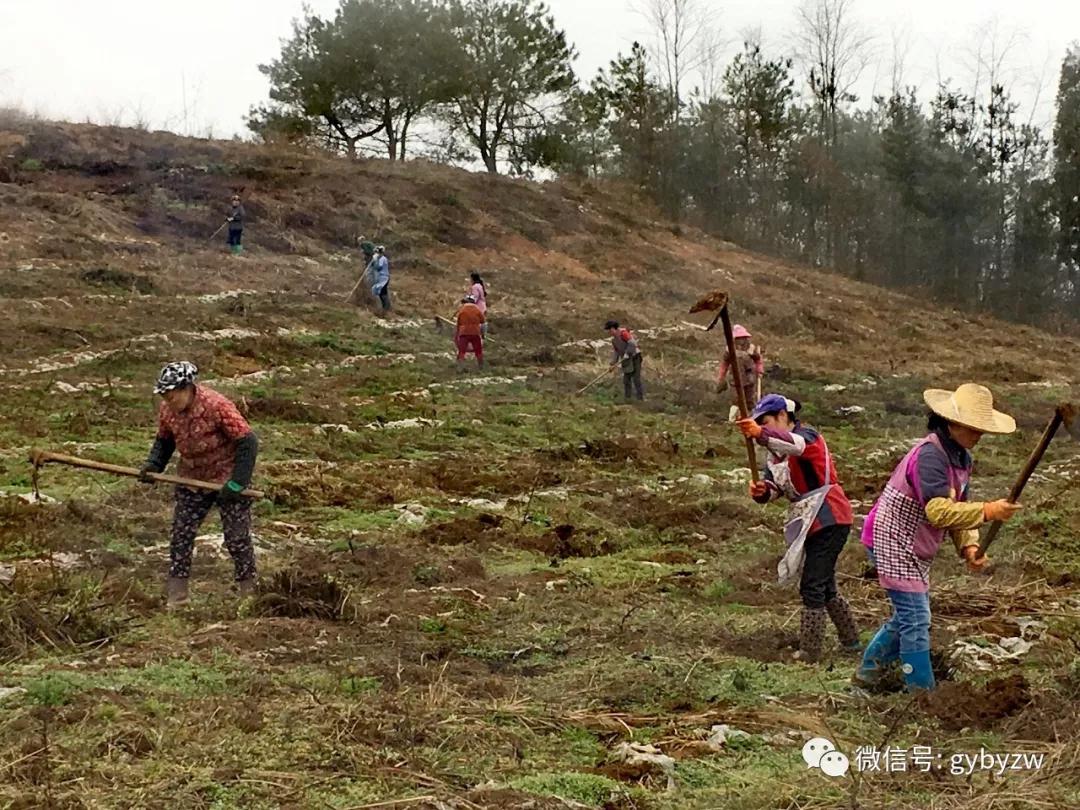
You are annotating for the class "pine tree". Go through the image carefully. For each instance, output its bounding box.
[1053,45,1080,306]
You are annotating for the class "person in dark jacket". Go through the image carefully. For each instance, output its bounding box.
[739,394,859,662]
[606,319,644,402]
[139,361,259,608]
[226,195,245,254]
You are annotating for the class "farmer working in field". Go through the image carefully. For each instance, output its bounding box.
[369,245,391,313]
[468,272,488,333]
[226,194,244,255]
[139,362,259,608]
[740,395,859,663]
[854,384,1021,692]
[717,324,764,421]
[455,294,486,368]
[606,320,644,402]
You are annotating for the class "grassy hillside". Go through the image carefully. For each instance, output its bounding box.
[0,121,1078,809]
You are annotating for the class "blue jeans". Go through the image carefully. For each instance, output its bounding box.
[882,589,931,653]
[858,589,931,678]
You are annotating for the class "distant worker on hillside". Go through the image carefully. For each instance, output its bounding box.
[455,294,486,368]
[226,194,245,255]
[469,272,488,333]
[370,244,391,313]
[606,320,644,402]
[717,324,763,421]
[347,238,377,306]
[739,394,859,663]
[138,362,259,609]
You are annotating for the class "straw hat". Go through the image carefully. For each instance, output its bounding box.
[923,383,1016,434]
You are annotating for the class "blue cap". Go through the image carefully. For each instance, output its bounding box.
[751,394,797,422]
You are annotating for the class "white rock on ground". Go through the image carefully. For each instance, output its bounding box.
[395,504,428,526]
[364,418,443,431]
[707,724,752,751]
[612,742,676,791]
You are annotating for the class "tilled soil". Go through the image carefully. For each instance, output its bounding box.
[919,673,1032,730]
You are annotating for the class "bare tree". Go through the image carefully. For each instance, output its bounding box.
[962,18,1026,107]
[794,0,872,148]
[887,23,914,97]
[637,0,715,121]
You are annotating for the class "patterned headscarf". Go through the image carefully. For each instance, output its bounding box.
[154,361,198,394]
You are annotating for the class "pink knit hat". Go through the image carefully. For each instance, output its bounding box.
[732,324,751,339]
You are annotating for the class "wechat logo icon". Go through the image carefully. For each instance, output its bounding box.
[803,738,850,778]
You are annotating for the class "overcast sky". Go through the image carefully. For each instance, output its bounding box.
[1,0,1077,138]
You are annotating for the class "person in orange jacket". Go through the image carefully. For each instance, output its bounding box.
[455,295,486,368]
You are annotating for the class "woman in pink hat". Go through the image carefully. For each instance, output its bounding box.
[717,324,764,421]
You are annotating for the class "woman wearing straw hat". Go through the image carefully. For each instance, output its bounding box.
[854,383,1022,692]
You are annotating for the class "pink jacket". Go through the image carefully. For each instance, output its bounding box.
[470,283,487,314]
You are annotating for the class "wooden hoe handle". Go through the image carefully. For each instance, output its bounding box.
[29,449,265,499]
[719,306,759,483]
[978,409,1062,557]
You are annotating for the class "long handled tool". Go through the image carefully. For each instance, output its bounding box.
[577,366,615,395]
[689,290,759,483]
[208,219,230,242]
[978,402,1079,558]
[29,449,264,499]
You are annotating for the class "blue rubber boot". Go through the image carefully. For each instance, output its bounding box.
[853,623,899,687]
[900,650,936,692]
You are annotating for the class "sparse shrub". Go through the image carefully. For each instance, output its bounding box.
[704,580,734,600]
[340,675,381,696]
[418,616,447,634]
[1062,656,1080,698]
[25,672,84,707]
[511,772,626,806]
[19,158,43,172]
[412,564,442,586]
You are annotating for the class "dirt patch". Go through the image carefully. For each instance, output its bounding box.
[721,626,799,662]
[97,726,156,758]
[519,524,615,558]
[243,395,331,424]
[1003,694,1080,742]
[619,494,750,534]
[417,460,563,498]
[266,471,367,509]
[253,569,346,620]
[591,761,666,786]
[919,673,1031,730]
[542,434,679,466]
[80,266,155,294]
[421,513,506,546]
